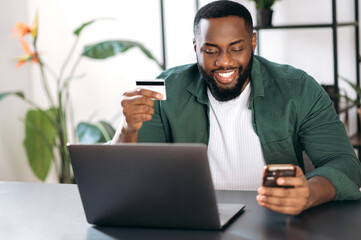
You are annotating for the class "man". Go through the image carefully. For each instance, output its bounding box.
[112,0,361,215]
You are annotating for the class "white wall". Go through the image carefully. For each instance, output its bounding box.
[0,0,358,182]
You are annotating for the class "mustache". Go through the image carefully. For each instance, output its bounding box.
[211,66,243,73]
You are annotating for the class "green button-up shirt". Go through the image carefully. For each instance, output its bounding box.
[138,55,361,200]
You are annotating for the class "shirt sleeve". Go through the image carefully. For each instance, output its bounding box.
[298,73,361,200]
[138,100,168,143]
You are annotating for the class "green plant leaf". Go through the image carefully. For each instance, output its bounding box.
[340,76,361,100]
[82,40,164,69]
[23,108,58,181]
[77,121,115,143]
[73,20,96,36]
[73,18,114,36]
[77,122,103,143]
[0,91,25,101]
[96,121,116,142]
[339,94,359,106]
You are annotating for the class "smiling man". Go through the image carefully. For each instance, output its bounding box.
[112,0,361,215]
[194,14,255,101]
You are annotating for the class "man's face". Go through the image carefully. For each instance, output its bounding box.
[194,16,257,101]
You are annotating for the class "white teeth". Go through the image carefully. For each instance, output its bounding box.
[218,71,234,78]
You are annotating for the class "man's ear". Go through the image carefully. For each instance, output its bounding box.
[193,38,197,52]
[252,32,257,53]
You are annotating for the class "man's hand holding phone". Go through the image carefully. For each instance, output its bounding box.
[257,164,311,215]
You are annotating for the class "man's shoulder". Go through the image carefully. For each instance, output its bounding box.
[252,56,326,107]
[254,55,320,95]
[255,55,308,81]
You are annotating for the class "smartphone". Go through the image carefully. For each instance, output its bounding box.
[262,164,296,188]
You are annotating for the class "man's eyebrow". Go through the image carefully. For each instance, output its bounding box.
[204,42,218,47]
[203,39,244,47]
[230,39,244,45]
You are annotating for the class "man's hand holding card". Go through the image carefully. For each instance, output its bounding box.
[114,79,166,143]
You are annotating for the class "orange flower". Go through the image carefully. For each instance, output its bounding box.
[10,11,38,39]
[10,22,31,38]
[15,38,39,68]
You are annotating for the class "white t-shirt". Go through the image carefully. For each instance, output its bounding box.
[207,83,265,190]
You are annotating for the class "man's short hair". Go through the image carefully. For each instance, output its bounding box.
[193,0,254,37]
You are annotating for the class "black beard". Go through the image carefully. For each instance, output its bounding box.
[198,54,253,102]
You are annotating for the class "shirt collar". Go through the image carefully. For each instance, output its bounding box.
[186,66,209,105]
[249,55,265,109]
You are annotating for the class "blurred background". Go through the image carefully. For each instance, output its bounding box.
[0,0,358,182]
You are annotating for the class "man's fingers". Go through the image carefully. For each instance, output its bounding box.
[258,186,296,198]
[258,186,309,198]
[294,166,304,177]
[123,105,155,116]
[257,191,307,215]
[120,87,161,133]
[275,166,306,187]
[123,88,163,100]
[122,95,155,108]
[279,169,307,188]
[257,201,302,215]
[257,195,303,207]
[276,176,305,187]
[125,113,153,124]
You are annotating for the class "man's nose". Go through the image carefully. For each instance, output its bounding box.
[215,52,234,68]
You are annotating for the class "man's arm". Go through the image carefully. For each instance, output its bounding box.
[297,74,361,201]
[257,73,360,215]
[112,124,139,143]
[111,89,163,144]
[306,175,336,208]
[257,166,336,215]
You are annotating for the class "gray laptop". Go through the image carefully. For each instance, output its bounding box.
[67,143,245,230]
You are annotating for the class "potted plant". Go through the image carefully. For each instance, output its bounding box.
[1,12,163,183]
[339,76,361,122]
[249,0,280,27]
